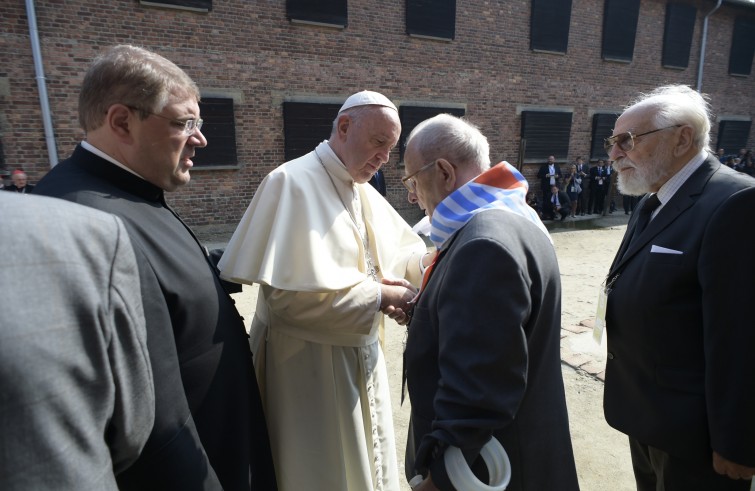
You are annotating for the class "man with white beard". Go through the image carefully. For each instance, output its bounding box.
[601,84,755,491]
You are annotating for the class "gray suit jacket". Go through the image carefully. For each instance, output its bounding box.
[604,155,755,465]
[405,209,579,491]
[0,193,154,490]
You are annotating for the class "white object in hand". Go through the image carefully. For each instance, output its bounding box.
[443,436,511,491]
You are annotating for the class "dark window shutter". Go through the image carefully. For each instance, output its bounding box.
[287,0,347,26]
[193,98,237,167]
[283,102,341,162]
[530,0,572,53]
[520,111,572,162]
[406,0,456,40]
[662,3,697,69]
[729,17,755,76]
[398,106,466,162]
[590,113,620,161]
[602,0,640,61]
[139,0,211,11]
[716,120,752,154]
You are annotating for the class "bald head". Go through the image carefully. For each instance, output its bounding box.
[405,113,490,182]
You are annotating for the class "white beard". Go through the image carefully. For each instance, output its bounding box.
[614,146,674,196]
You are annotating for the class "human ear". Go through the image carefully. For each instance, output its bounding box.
[336,114,351,139]
[436,159,456,191]
[106,104,134,143]
[673,125,694,156]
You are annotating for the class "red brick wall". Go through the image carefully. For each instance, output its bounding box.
[1,0,753,226]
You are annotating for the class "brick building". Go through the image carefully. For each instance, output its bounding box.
[2,0,753,227]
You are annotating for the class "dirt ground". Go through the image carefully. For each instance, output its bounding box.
[229,219,638,490]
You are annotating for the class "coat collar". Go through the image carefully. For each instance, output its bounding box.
[72,144,164,202]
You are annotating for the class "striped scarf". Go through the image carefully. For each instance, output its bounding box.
[429,161,551,249]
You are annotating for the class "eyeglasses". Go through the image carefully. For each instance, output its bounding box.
[402,160,437,193]
[128,106,203,136]
[604,124,682,152]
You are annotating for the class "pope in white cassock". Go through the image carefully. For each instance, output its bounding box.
[219,91,430,490]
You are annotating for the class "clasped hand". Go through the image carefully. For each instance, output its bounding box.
[379,278,418,325]
[713,451,755,481]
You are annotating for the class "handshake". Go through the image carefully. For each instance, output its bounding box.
[380,278,419,326]
[378,251,436,325]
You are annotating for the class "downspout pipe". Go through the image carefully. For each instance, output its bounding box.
[697,0,723,92]
[25,0,58,167]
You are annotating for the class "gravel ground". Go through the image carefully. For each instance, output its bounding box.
[206,212,749,490]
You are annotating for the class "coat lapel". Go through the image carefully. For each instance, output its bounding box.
[609,157,719,275]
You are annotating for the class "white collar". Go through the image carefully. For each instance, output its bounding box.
[81,141,146,180]
[656,150,707,207]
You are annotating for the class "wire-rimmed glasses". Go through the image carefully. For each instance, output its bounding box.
[401,160,437,193]
[128,106,203,136]
[604,124,682,152]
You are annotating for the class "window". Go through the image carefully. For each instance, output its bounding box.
[282,102,341,161]
[398,106,466,162]
[662,4,697,69]
[139,0,211,12]
[716,120,752,155]
[530,0,572,53]
[287,0,347,27]
[520,110,572,162]
[590,113,620,161]
[602,0,640,62]
[729,17,755,76]
[193,98,238,167]
[406,0,456,40]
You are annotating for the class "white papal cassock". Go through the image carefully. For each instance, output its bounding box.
[219,141,427,490]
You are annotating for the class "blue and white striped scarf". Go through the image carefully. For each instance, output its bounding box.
[430,161,551,249]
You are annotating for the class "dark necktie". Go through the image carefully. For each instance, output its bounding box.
[628,194,661,248]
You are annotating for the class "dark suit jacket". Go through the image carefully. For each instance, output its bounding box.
[604,155,755,466]
[3,184,34,193]
[537,163,561,194]
[589,165,609,192]
[35,145,277,491]
[548,189,571,211]
[368,168,387,196]
[575,163,590,182]
[405,210,579,491]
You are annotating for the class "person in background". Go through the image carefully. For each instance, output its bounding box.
[526,190,542,218]
[575,156,589,215]
[369,167,387,196]
[589,159,609,214]
[401,113,579,491]
[0,192,153,491]
[548,183,572,221]
[537,155,561,203]
[564,163,580,218]
[739,152,755,176]
[605,161,615,212]
[604,84,755,490]
[218,90,430,491]
[33,44,276,491]
[4,169,34,193]
[622,193,639,215]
